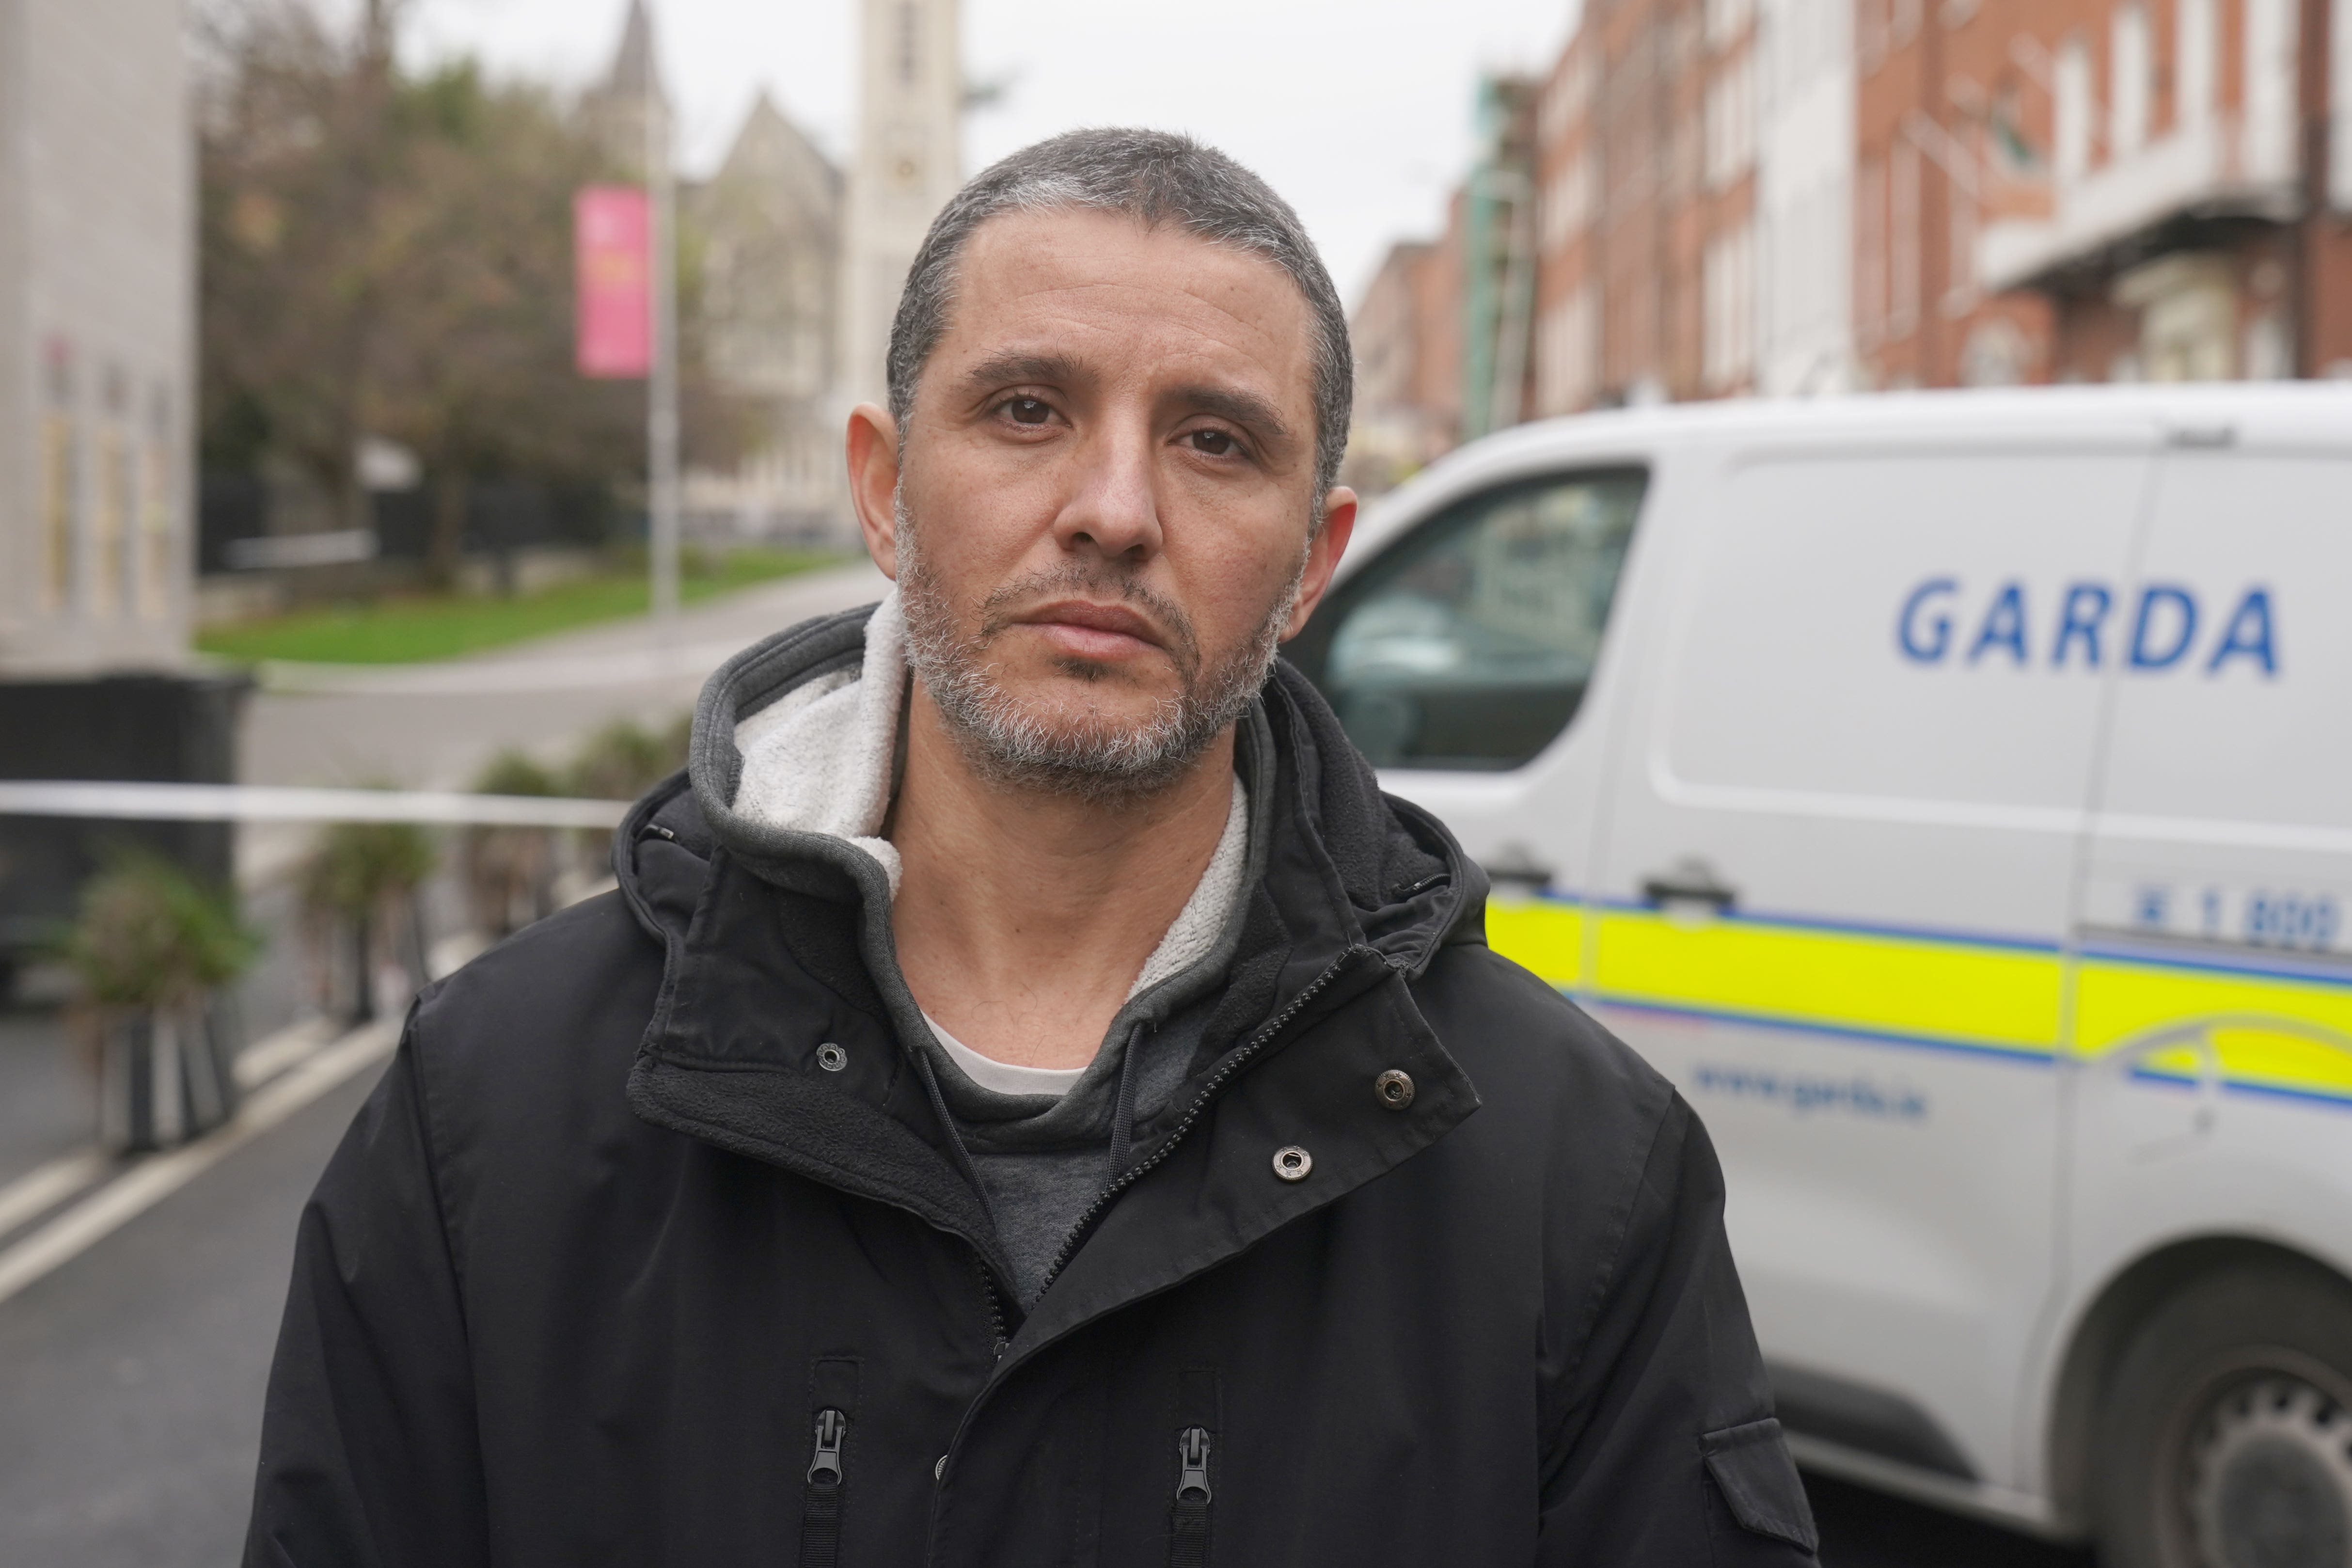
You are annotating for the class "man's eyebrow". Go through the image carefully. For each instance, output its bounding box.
[1173,384,1294,449]
[957,351,1088,398]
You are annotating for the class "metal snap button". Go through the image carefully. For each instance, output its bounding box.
[1374,1069,1416,1110]
[1272,1145,1312,1182]
[816,1042,848,1072]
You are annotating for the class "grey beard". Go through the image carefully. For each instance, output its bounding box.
[896,495,1303,802]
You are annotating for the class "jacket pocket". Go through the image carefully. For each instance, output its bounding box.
[1169,1368,1220,1568]
[802,1357,860,1568]
[1701,1417,1818,1553]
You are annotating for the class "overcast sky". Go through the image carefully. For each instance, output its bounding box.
[397,0,1582,306]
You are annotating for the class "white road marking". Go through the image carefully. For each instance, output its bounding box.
[0,1150,111,1241]
[232,1015,341,1090]
[0,1019,400,1308]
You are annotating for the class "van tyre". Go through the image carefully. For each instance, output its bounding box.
[2094,1263,2352,1568]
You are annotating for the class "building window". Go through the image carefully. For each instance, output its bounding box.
[2054,37,2092,181]
[1890,0,1922,49]
[2176,0,2216,130]
[1543,147,1595,252]
[896,2,919,88]
[1705,220,1755,390]
[2110,4,2150,158]
[95,428,129,618]
[1858,0,1889,71]
[1537,283,1600,415]
[1705,0,1753,50]
[2242,0,2299,180]
[140,387,174,621]
[1857,157,1887,346]
[1947,136,1979,308]
[1890,141,1920,337]
[1705,50,1755,189]
[1541,49,1595,146]
[42,415,76,613]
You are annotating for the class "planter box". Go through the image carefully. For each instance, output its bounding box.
[96,998,243,1152]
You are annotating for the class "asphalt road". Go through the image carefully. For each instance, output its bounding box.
[238,558,890,792]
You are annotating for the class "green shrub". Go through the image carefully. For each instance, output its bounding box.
[472,749,561,797]
[568,718,684,802]
[63,850,260,1010]
[301,818,439,920]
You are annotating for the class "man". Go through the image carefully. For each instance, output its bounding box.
[246,129,1817,1567]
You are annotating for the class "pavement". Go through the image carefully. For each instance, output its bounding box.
[0,560,2099,1565]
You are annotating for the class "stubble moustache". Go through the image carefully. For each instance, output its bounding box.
[896,492,1305,801]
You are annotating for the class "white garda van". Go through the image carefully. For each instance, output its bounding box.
[1288,385,2352,1568]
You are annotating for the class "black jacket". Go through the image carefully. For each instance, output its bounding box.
[245,609,1819,1567]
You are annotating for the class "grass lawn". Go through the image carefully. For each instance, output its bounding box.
[197,548,849,665]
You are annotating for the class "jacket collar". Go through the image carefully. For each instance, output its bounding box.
[613,606,1488,1330]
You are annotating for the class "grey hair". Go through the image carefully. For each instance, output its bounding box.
[885,127,1354,505]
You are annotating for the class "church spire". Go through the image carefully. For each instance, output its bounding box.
[601,0,662,105]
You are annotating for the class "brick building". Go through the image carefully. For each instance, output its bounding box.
[1351,0,1784,469]
[1532,0,1764,409]
[1344,240,1452,491]
[1857,0,2352,388]
[1348,0,2352,484]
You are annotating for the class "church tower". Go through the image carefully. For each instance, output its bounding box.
[583,0,664,179]
[840,0,962,409]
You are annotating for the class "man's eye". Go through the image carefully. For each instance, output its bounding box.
[1188,429,1237,456]
[1005,397,1052,426]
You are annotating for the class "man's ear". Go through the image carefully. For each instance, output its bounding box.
[846,403,903,578]
[1281,486,1358,640]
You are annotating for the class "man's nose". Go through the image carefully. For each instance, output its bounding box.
[1051,418,1162,562]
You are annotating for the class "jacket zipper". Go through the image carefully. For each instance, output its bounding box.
[802,1408,847,1568]
[1034,947,1367,1298]
[1169,1426,1214,1568]
[970,1248,1008,1359]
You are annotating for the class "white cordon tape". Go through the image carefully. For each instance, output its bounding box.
[0,780,631,829]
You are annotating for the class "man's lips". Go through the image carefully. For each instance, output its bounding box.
[1008,599,1167,659]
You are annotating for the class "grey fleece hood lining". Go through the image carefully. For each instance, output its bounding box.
[724,585,1253,1100]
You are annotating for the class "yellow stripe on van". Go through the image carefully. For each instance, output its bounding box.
[1584,908,2064,1056]
[1483,895,1584,988]
[2074,957,2352,1104]
[1482,896,2352,1105]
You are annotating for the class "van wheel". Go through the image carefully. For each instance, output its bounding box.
[2094,1264,2352,1568]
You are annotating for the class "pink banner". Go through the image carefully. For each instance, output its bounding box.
[574,186,651,378]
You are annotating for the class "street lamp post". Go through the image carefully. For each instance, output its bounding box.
[645,43,680,646]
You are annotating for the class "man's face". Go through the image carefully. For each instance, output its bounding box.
[852,207,1355,795]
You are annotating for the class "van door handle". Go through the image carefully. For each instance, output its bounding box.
[1641,865,1738,913]
[1483,843,1556,891]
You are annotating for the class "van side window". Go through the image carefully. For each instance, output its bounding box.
[1295,469,1645,771]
